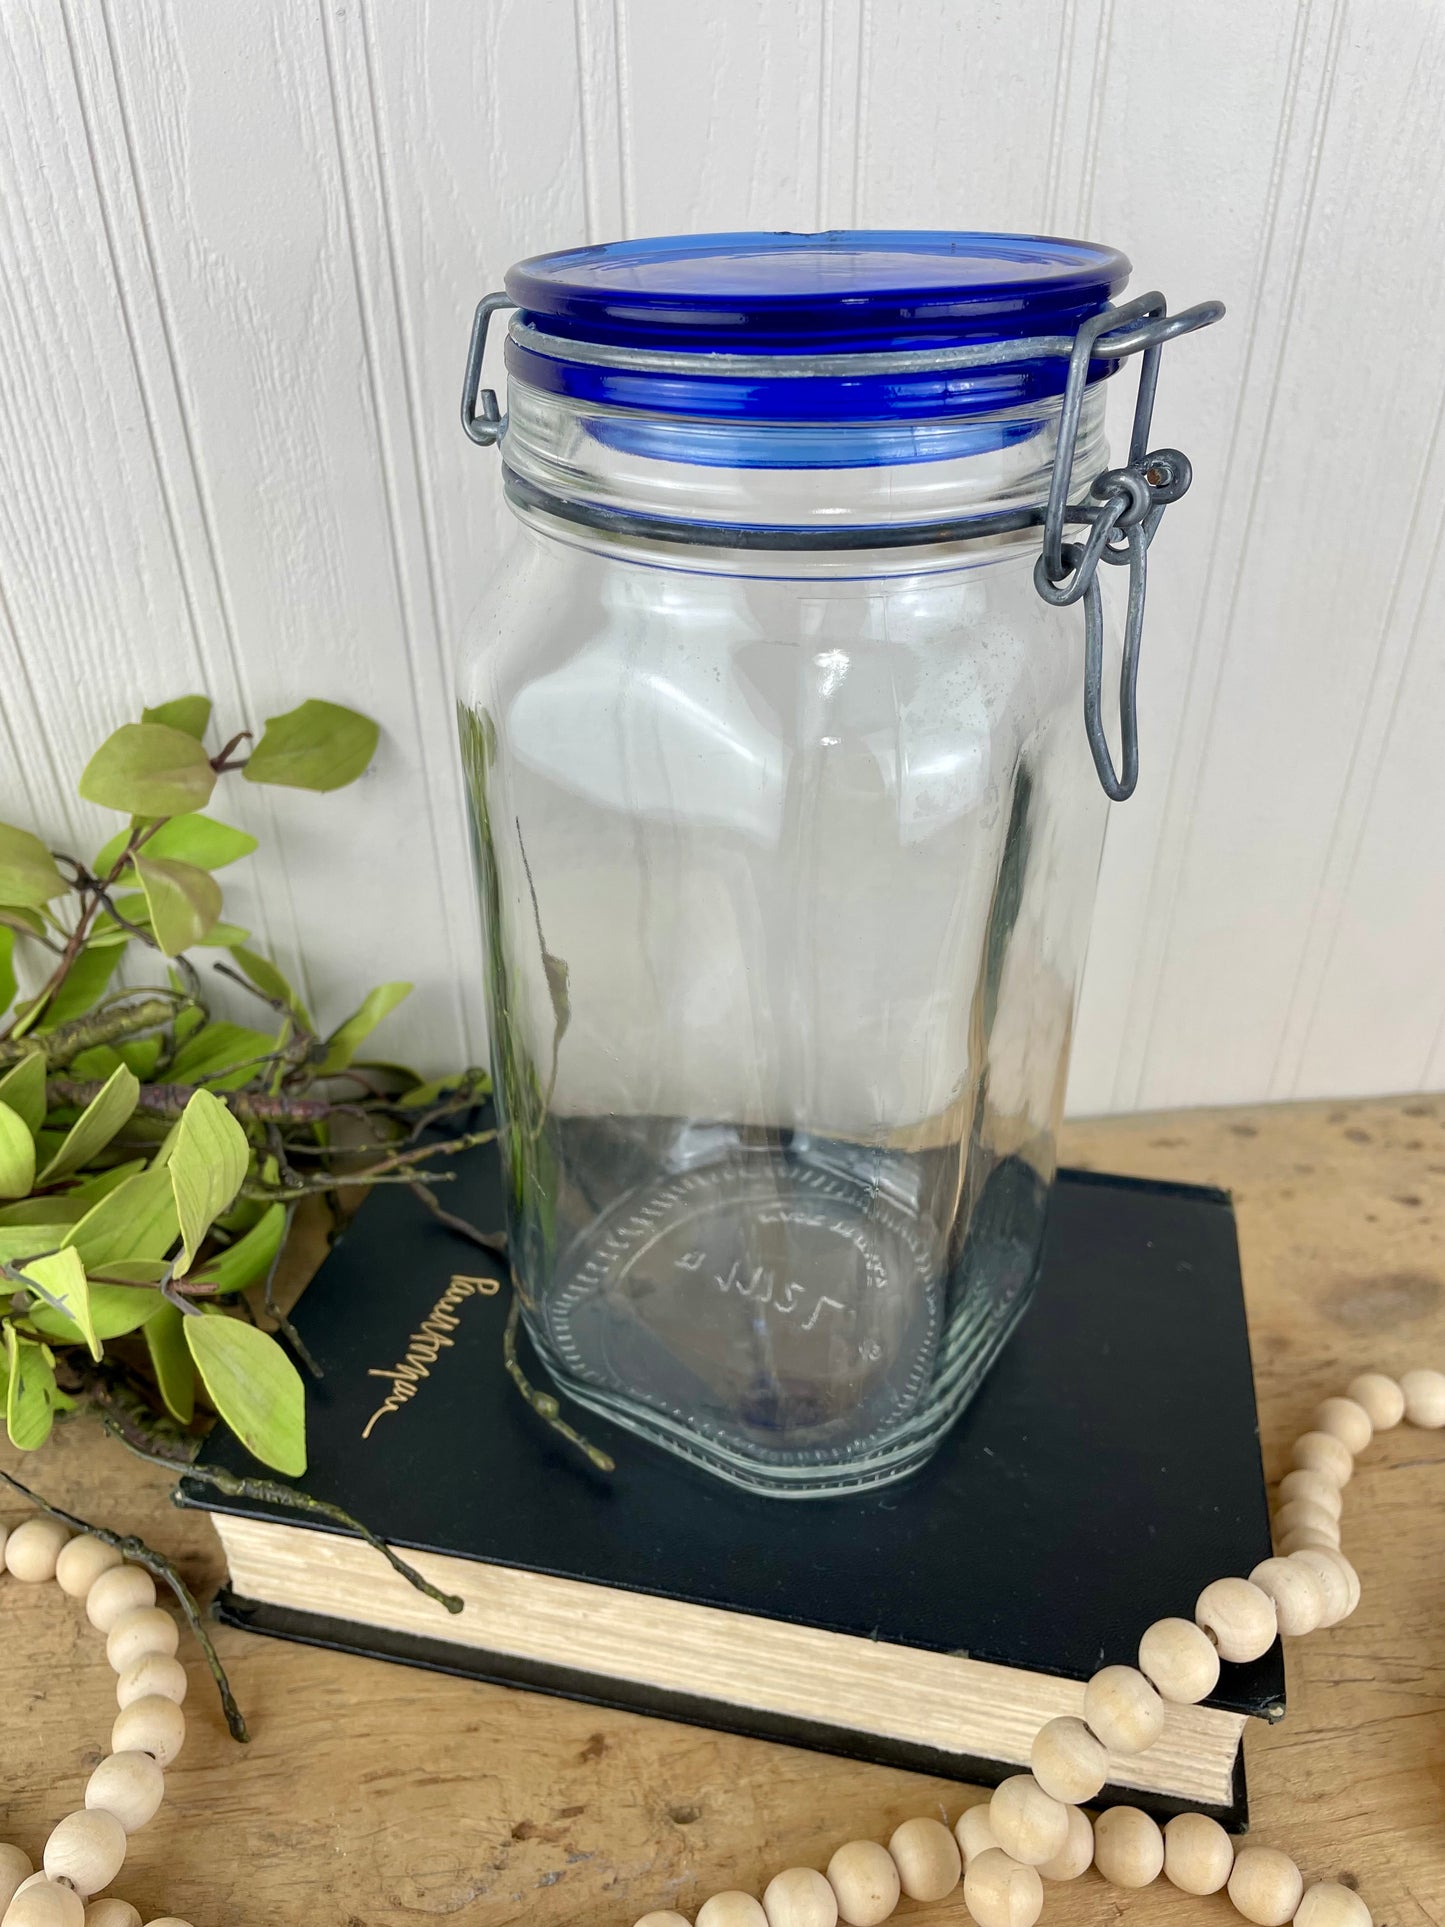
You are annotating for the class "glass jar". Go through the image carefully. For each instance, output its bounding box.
[456,232,1219,1497]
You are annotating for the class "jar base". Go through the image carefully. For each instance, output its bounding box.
[524,1128,1047,1498]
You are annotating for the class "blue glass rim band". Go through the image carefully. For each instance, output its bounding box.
[502,229,1131,426]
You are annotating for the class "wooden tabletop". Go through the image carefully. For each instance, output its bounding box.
[3,1095,1442,1926]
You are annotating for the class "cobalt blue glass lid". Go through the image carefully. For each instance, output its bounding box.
[504,230,1131,353]
[500,230,1134,428]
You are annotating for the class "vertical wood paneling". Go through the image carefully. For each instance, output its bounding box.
[1,0,1441,1103]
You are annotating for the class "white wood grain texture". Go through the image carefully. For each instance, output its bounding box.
[1119,0,1445,1109]
[72,0,483,1065]
[614,0,825,233]
[1,0,1441,1103]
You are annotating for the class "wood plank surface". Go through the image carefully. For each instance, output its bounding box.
[1,1093,1442,1925]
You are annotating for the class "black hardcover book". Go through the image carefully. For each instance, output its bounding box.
[182,1140,1282,1826]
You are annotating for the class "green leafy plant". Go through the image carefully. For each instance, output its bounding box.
[0,695,491,1476]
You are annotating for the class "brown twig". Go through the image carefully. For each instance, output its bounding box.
[0,1466,250,1743]
[503,1296,615,1475]
[46,1078,334,1124]
[0,993,190,1071]
[407,1179,508,1256]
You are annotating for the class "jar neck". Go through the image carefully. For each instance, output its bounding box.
[499,376,1109,579]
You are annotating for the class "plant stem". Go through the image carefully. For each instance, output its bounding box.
[503,1296,615,1475]
[46,1078,334,1123]
[0,993,189,1070]
[0,1466,250,1743]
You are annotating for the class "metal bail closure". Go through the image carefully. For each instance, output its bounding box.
[1033,292,1225,802]
[460,294,516,446]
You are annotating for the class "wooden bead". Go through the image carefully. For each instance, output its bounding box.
[1309,1545,1361,1617]
[116,1655,187,1711]
[1036,1807,1093,1883]
[954,1806,997,1866]
[43,1810,127,1898]
[1294,1880,1373,1927]
[1194,1578,1278,1663]
[105,1608,179,1676]
[1091,1806,1163,1888]
[1400,1367,1445,1427]
[5,1519,71,1583]
[1273,1498,1341,1544]
[1290,1432,1353,1485]
[55,1537,124,1600]
[1030,1716,1108,1804]
[1227,1846,1304,1925]
[0,1846,34,1912]
[85,1753,165,1834]
[1,1882,85,1927]
[761,1868,837,1927]
[111,1696,185,1768]
[886,1817,959,1901]
[697,1896,767,1927]
[1138,1618,1220,1704]
[1289,1548,1351,1626]
[83,1904,143,1927]
[86,1568,156,1635]
[1345,1373,1404,1431]
[1278,1527,1338,1556]
[987,1778,1068,1869]
[1163,1812,1234,1894]
[633,1916,691,1927]
[139,1921,195,1927]
[1082,1666,1165,1755]
[961,1850,1044,1927]
[1249,1556,1325,1637]
[1313,1397,1372,1455]
[1276,1468,1343,1519]
[825,1841,898,1926]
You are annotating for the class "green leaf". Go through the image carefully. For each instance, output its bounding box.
[89,1259,170,1284]
[0,823,67,907]
[64,1166,179,1269]
[31,943,123,1029]
[0,1196,87,1227]
[186,1314,306,1475]
[68,1045,125,1080]
[115,1035,163,1080]
[169,1089,249,1276]
[27,1283,162,1344]
[0,1226,73,1263]
[5,1326,57,1449]
[36,1063,139,1184]
[66,1158,148,1203]
[0,905,47,939]
[196,922,250,948]
[167,1021,275,1091]
[134,856,222,957]
[144,1301,195,1422]
[142,695,212,740]
[94,812,257,881]
[192,1201,287,1295]
[399,1069,490,1109]
[79,723,217,817]
[0,1101,36,1200]
[242,699,379,793]
[318,981,412,1075]
[0,1051,45,1136]
[0,927,15,1018]
[228,947,313,1029]
[19,1246,99,1360]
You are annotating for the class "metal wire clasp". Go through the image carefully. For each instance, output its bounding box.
[460,294,515,446]
[1034,293,1225,801]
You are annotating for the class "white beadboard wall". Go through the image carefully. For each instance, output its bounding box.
[1,0,1442,1113]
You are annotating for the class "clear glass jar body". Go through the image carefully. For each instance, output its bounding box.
[458,380,1110,1496]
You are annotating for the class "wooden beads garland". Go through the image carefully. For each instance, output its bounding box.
[0,1522,195,1927]
[631,1364,1442,1927]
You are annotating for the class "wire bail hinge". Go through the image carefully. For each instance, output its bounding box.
[1034,294,1225,801]
[460,294,516,447]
